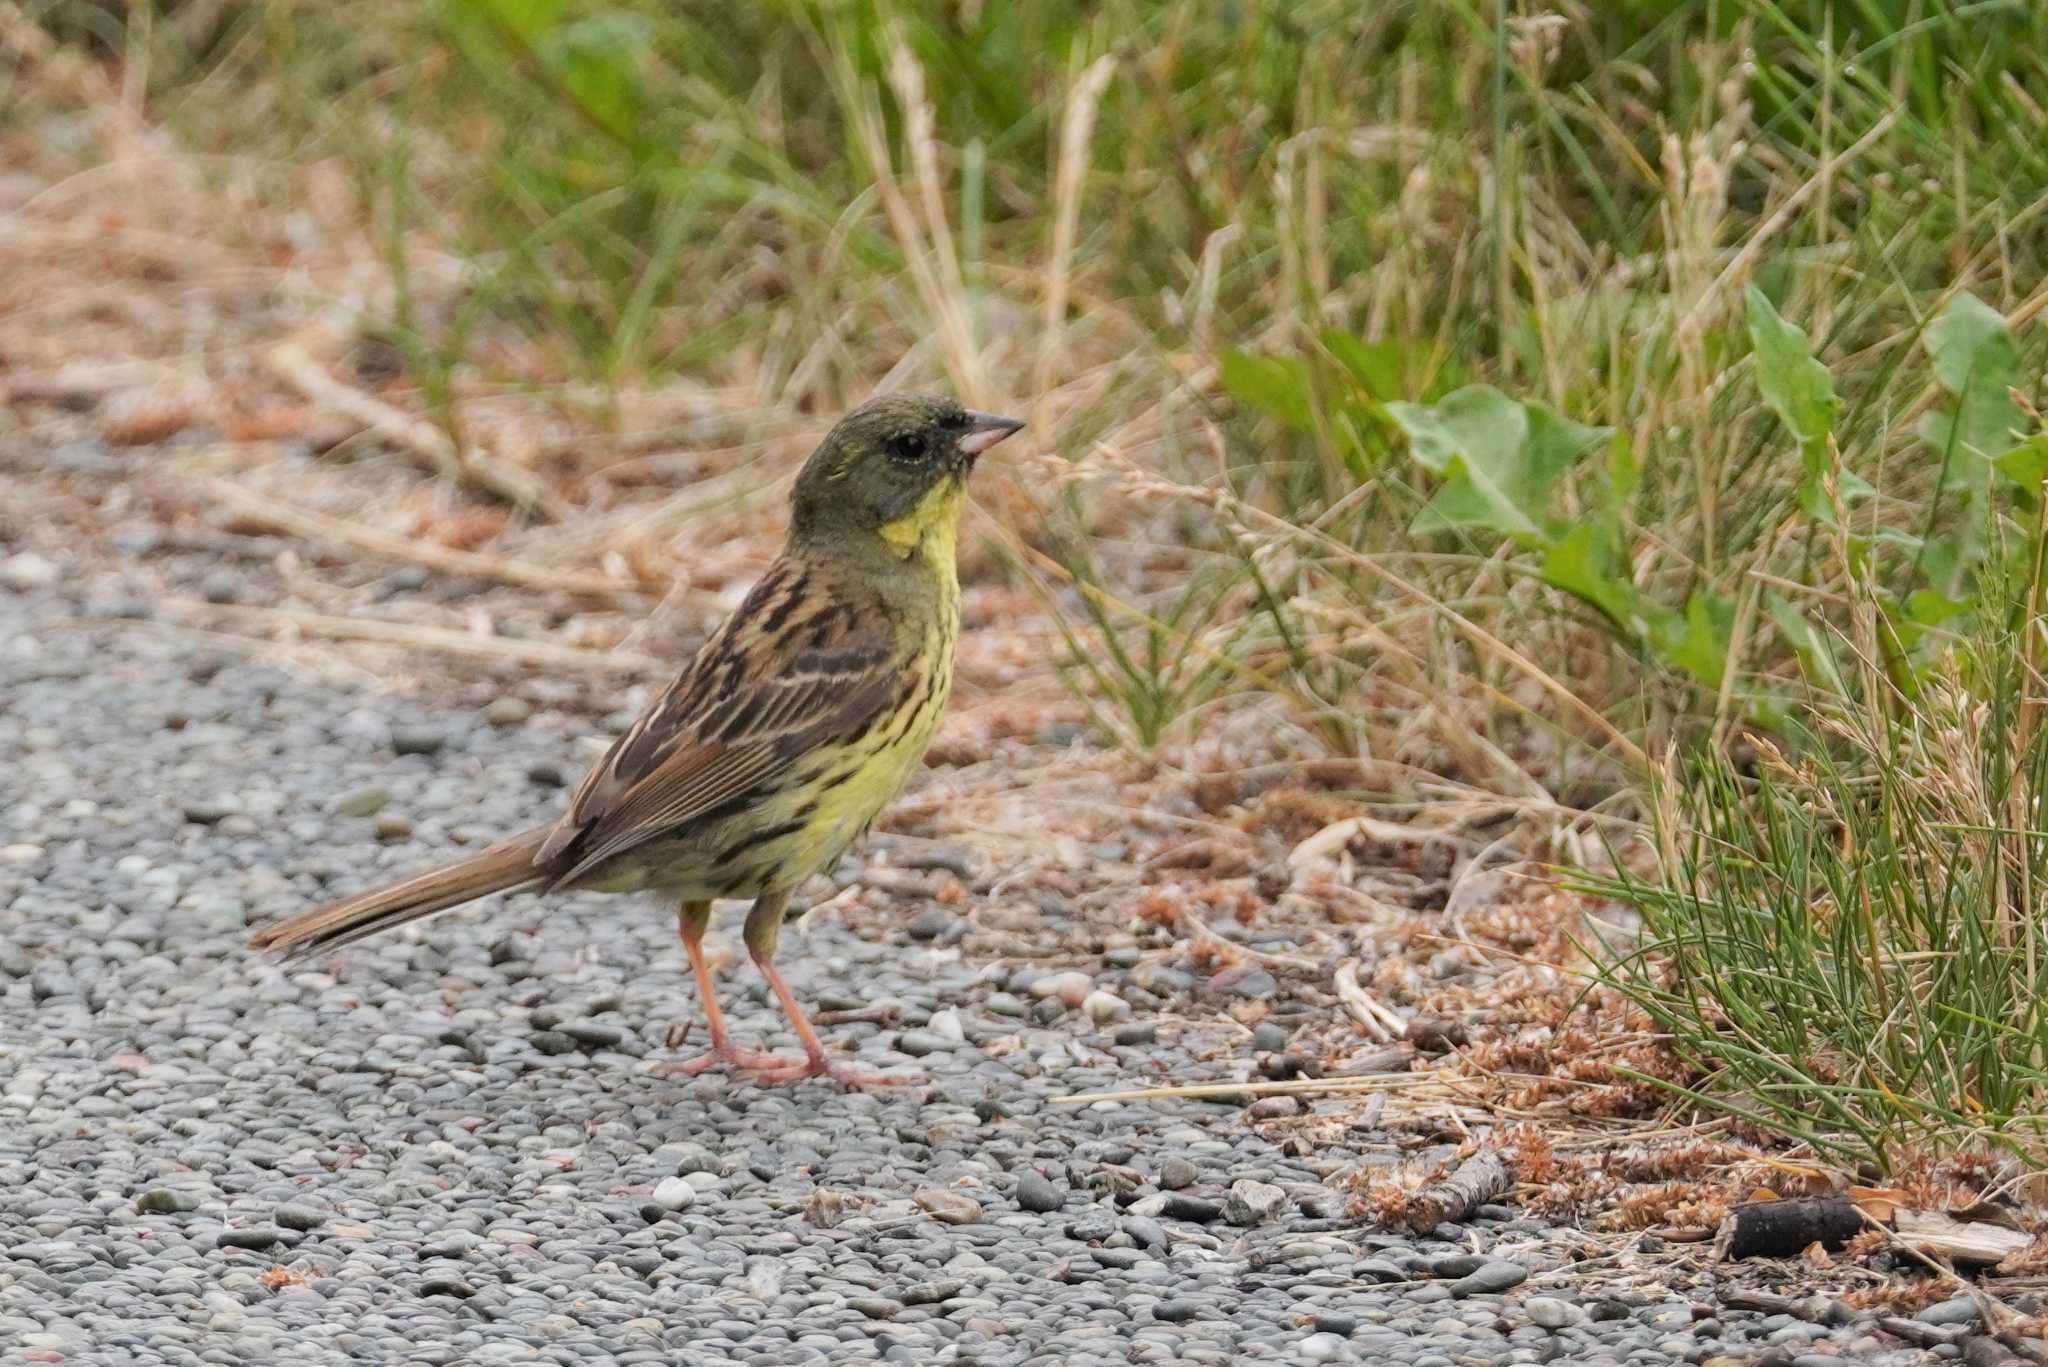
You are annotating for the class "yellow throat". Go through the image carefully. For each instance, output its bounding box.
[876,478,967,564]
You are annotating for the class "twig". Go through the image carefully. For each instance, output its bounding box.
[158,600,663,675]
[198,477,647,602]
[1334,959,1406,1042]
[1403,1151,1512,1234]
[1054,1072,1436,1106]
[263,342,573,519]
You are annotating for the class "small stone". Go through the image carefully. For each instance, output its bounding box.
[182,795,242,824]
[1299,1332,1349,1362]
[530,1031,578,1056]
[391,726,447,756]
[926,1008,966,1044]
[895,1030,954,1058]
[1449,1261,1528,1297]
[1113,1022,1157,1046]
[201,570,240,604]
[420,1232,479,1259]
[330,786,391,818]
[482,697,533,726]
[1525,1296,1585,1330]
[1917,1298,1980,1327]
[559,1021,625,1050]
[651,1177,696,1212]
[1152,1301,1204,1324]
[1246,1095,1302,1120]
[216,1227,282,1251]
[1251,1022,1290,1052]
[1160,1157,1199,1190]
[373,812,414,840]
[849,1297,902,1320]
[906,907,962,942]
[0,844,43,866]
[914,1188,983,1225]
[1082,990,1131,1024]
[0,552,60,591]
[1123,1215,1167,1248]
[902,1279,964,1306]
[1224,1178,1288,1225]
[1015,1172,1066,1214]
[273,1204,325,1231]
[135,1188,204,1215]
[1159,1193,1222,1222]
[420,1277,474,1298]
[1030,971,1093,1007]
[1223,968,1279,998]
[983,992,1027,1018]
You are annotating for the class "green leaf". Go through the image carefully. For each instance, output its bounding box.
[1648,592,1735,690]
[1765,592,1847,696]
[1541,522,1640,630]
[1995,434,2048,489]
[1904,587,1970,629]
[1746,286,1838,454]
[540,15,652,145]
[1318,331,1412,399]
[1921,292,2023,479]
[1393,385,1611,541]
[1221,351,1315,432]
[451,0,564,42]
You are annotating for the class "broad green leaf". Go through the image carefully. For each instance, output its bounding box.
[1393,385,1611,541]
[541,15,651,145]
[1605,430,1642,507]
[451,0,564,42]
[1648,591,1734,690]
[1995,434,2048,489]
[1319,331,1412,399]
[1765,592,1847,696]
[1221,351,1315,432]
[1746,286,1838,453]
[1921,292,2023,481]
[1541,522,1640,630]
[1904,587,1970,630]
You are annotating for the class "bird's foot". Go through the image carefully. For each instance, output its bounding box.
[654,1043,805,1075]
[752,1051,923,1088]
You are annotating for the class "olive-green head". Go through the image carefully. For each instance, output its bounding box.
[789,394,1023,548]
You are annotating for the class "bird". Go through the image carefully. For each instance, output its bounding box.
[249,393,1024,1086]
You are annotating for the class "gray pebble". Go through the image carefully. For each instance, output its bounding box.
[1449,1261,1528,1297]
[1015,1171,1066,1214]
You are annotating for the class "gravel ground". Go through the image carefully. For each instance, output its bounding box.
[0,577,1968,1366]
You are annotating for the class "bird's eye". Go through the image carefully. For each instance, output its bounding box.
[887,432,929,462]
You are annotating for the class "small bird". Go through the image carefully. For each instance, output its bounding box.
[250,394,1023,1085]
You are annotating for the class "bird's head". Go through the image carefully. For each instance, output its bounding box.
[789,394,1023,557]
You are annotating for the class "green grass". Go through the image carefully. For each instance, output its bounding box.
[22,0,2048,1164]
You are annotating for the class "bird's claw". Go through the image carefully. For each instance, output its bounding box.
[750,1053,924,1088]
[654,1043,806,1075]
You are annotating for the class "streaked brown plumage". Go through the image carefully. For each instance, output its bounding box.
[250,394,1023,1084]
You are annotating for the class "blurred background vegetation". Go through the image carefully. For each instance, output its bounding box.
[12,0,2048,1165]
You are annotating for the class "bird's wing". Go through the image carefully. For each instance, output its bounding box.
[535,556,902,886]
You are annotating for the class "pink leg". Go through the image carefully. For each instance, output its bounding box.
[654,900,803,1075]
[741,893,920,1088]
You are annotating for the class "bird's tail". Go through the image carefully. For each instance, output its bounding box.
[249,829,549,959]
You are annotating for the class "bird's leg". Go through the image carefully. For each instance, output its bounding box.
[655,899,803,1074]
[741,892,918,1087]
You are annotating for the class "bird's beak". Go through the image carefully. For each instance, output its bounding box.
[957,411,1026,459]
